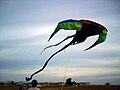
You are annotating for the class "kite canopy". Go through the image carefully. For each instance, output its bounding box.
[47,19,108,52]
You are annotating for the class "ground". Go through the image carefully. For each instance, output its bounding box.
[0,85,120,90]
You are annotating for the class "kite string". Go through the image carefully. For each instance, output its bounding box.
[61,47,72,90]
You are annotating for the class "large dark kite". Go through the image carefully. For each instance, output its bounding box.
[26,19,108,81]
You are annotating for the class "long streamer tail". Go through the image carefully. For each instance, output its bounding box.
[40,41,63,55]
[26,41,73,81]
[40,34,75,55]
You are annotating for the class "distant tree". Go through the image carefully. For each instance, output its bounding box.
[105,82,111,86]
[0,82,4,85]
[65,78,76,86]
[10,81,15,85]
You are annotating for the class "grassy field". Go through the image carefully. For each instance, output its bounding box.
[0,85,120,90]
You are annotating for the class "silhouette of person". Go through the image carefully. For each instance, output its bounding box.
[28,80,40,90]
[19,85,23,90]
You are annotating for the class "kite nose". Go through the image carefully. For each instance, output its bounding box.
[48,32,56,41]
[48,37,51,42]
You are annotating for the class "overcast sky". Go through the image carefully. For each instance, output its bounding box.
[0,0,120,84]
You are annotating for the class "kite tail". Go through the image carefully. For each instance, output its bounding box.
[40,34,75,55]
[40,41,63,55]
[26,41,73,81]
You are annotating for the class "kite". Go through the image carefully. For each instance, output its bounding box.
[26,19,108,81]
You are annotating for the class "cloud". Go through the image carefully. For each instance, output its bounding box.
[1,67,119,77]
[0,66,120,82]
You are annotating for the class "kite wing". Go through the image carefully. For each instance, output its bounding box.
[84,28,108,51]
[48,19,82,41]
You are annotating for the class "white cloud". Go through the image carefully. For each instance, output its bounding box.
[0,24,55,41]
[1,67,119,78]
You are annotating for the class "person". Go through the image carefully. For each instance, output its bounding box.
[28,80,40,90]
[19,85,23,90]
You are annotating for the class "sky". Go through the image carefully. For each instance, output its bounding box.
[0,0,120,85]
